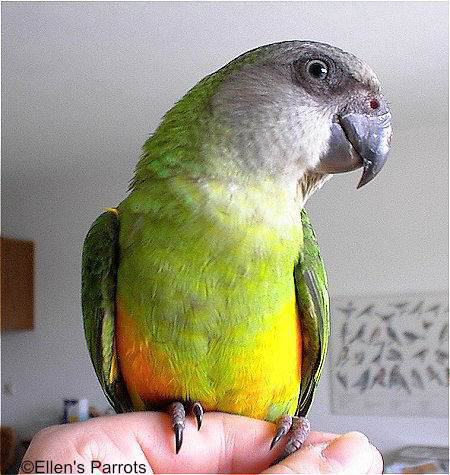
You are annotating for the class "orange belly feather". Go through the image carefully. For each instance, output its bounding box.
[116,298,302,420]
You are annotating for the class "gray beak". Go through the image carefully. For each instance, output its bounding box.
[318,111,392,188]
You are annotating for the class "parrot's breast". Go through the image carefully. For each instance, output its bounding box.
[116,177,304,421]
[116,296,301,421]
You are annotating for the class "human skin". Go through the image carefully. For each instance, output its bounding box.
[20,412,383,474]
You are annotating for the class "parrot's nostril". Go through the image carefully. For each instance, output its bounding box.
[370,99,380,109]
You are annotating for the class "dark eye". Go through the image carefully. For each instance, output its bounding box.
[306,60,328,80]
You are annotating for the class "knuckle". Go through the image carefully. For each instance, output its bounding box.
[32,424,64,446]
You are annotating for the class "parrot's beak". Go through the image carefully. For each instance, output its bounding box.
[318,110,392,188]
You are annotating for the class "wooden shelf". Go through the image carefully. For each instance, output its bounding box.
[1,237,34,331]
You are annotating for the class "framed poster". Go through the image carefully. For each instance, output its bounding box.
[329,292,449,417]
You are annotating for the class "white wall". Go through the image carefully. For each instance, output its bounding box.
[2,1,448,453]
[307,123,449,451]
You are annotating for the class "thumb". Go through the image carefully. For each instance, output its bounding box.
[263,431,381,474]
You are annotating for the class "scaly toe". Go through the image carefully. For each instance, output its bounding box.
[270,415,293,450]
[279,416,311,460]
[169,402,186,454]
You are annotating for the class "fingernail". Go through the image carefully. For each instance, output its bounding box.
[341,431,369,443]
[322,431,373,473]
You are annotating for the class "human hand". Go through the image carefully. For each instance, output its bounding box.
[21,412,382,474]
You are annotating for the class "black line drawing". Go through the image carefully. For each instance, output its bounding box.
[410,300,425,315]
[348,323,366,344]
[410,369,424,390]
[439,323,448,343]
[389,365,411,394]
[357,304,375,318]
[390,301,409,315]
[353,368,370,393]
[330,293,449,417]
[336,372,348,389]
[371,342,385,364]
[435,350,448,365]
[413,348,428,361]
[353,351,365,366]
[387,326,402,345]
[426,304,440,315]
[403,331,424,344]
[340,321,348,345]
[367,326,381,345]
[371,367,386,388]
[386,348,403,361]
[338,303,356,318]
[376,311,396,322]
[336,346,349,367]
[426,366,444,386]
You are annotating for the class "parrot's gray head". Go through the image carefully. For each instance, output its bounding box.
[209,41,392,188]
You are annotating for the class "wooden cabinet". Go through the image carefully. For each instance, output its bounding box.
[1,237,34,331]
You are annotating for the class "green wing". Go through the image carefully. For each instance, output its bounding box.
[294,208,330,417]
[81,210,132,413]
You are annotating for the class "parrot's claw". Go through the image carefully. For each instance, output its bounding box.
[168,401,205,453]
[191,401,204,430]
[174,422,184,454]
[271,416,311,463]
[169,402,186,454]
[270,414,293,450]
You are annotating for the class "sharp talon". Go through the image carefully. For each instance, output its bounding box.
[270,414,293,451]
[192,402,203,431]
[270,428,286,450]
[174,423,184,454]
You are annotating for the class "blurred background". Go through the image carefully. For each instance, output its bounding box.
[2,1,448,472]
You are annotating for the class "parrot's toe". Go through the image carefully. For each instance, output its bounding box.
[168,401,205,453]
[169,402,186,454]
[271,415,310,463]
[270,414,293,450]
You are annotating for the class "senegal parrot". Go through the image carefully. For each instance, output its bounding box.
[82,40,392,459]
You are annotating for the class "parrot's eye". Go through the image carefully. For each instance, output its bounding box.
[306,60,328,80]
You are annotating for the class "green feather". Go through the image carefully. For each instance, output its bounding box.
[295,208,330,416]
[81,210,132,413]
[130,44,288,188]
[82,42,331,419]
[82,206,329,419]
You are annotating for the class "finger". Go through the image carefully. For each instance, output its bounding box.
[129,412,337,473]
[367,444,384,474]
[21,419,154,474]
[263,431,374,474]
[21,412,339,475]
[135,411,283,473]
[304,431,339,445]
[321,432,374,473]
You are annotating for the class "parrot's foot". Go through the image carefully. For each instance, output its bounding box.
[168,401,204,454]
[270,415,311,462]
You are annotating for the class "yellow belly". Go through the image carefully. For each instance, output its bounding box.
[116,297,302,421]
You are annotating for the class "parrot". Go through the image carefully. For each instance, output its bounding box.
[82,40,392,459]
